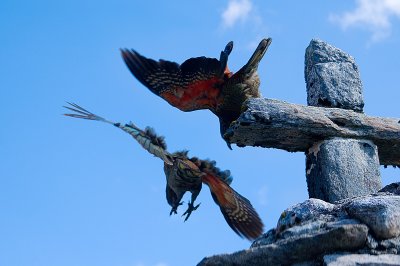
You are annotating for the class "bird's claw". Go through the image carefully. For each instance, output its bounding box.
[226,141,232,150]
[169,208,177,216]
[169,201,183,216]
[182,202,200,222]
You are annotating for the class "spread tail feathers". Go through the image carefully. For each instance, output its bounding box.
[63,102,173,165]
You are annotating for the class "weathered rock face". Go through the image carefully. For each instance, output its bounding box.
[197,185,400,266]
[198,222,368,266]
[323,253,400,266]
[304,39,382,203]
[306,138,382,202]
[275,198,336,233]
[345,195,400,239]
[380,182,400,195]
[305,39,364,112]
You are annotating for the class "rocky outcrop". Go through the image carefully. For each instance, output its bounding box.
[345,195,400,239]
[202,38,400,265]
[198,183,400,266]
[304,39,364,112]
[224,98,400,166]
[304,39,381,203]
[323,253,400,266]
[306,138,381,202]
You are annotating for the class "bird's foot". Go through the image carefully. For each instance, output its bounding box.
[182,201,200,221]
[169,202,183,216]
[226,141,232,150]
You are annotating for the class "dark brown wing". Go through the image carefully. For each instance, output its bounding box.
[121,43,233,112]
[190,157,233,185]
[230,38,271,81]
[202,171,264,240]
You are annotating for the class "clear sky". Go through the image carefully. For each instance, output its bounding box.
[1,1,399,266]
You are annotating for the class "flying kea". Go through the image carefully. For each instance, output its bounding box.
[64,103,264,240]
[121,38,272,148]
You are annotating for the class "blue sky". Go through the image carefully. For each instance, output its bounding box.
[1,1,399,265]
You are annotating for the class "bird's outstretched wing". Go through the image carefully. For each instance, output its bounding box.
[231,38,271,81]
[190,157,232,185]
[199,161,264,240]
[121,41,233,112]
[63,102,173,165]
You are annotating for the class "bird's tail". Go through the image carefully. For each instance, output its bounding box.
[63,102,173,165]
[201,172,264,240]
[64,102,113,124]
[242,38,272,75]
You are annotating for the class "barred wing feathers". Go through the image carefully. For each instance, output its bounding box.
[121,44,232,112]
[201,169,264,240]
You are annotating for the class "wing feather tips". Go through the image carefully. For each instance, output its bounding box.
[212,189,264,240]
[120,49,162,95]
[121,49,185,97]
[206,176,264,240]
[225,190,264,240]
[201,167,263,240]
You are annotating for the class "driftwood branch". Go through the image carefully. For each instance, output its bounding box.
[225,98,400,166]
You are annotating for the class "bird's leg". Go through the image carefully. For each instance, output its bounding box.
[182,192,201,222]
[169,201,183,216]
[182,201,200,221]
[220,118,233,150]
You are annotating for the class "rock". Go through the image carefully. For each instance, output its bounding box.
[305,39,364,112]
[366,234,379,250]
[277,220,327,241]
[304,40,381,203]
[379,183,400,195]
[275,198,336,233]
[379,236,400,254]
[292,261,320,266]
[224,98,400,166]
[198,221,368,266]
[306,138,382,202]
[251,228,276,247]
[346,195,400,239]
[323,253,400,266]
[199,193,400,265]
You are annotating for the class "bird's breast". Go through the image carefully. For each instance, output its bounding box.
[164,161,202,191]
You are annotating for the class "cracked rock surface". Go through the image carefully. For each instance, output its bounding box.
[198,184,400,266]
[305,39,364,112]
